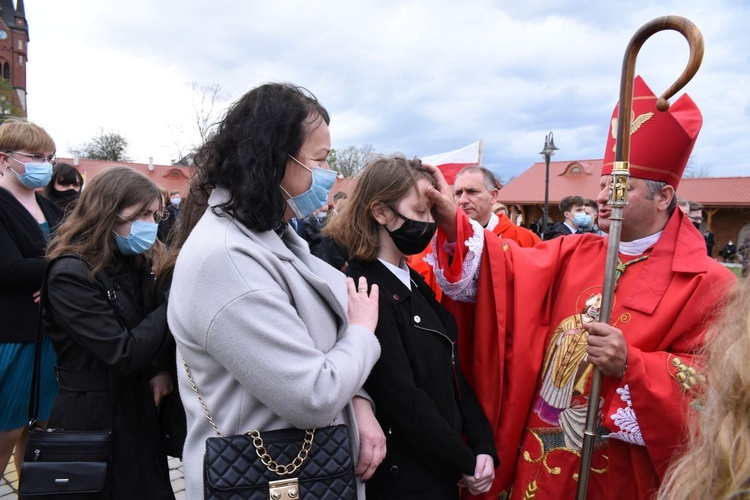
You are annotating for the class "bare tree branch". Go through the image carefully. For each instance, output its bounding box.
[80,128,130,161]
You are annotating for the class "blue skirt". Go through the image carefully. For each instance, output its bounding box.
[0,338,58,431]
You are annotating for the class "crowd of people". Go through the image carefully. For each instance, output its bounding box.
[0,74,748,500]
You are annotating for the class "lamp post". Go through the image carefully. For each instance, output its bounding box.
[540,131,558,239]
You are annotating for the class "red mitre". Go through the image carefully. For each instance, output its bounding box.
[601,75,702,189]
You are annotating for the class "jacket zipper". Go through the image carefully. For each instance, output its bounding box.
[412,322,462,400]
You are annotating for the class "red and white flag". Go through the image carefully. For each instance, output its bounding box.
[420,140,482,184]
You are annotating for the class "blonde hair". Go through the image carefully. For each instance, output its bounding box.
[658,278,750,499]
[0,118,55,153]
[325,154,434,261]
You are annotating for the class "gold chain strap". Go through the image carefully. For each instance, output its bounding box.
[180,353,223,437]
[179,352,316,474]
[249,429,315,476]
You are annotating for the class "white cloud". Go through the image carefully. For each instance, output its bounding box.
[23,0,750,180]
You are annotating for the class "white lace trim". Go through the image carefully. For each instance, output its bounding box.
[429,218,484,303]
[607,384,645,446]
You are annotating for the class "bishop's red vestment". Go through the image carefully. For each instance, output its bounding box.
[433,208,734,499]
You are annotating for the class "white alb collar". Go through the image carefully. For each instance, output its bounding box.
[485,212,499,231]
[619,231,663,256]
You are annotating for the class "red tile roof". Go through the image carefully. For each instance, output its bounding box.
[58,158,194,195]
[498,159,750,207]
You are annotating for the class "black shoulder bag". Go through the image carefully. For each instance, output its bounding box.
[19,259,118,496]
[180,356,357,499]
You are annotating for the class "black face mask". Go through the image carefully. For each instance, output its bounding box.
[385,209,437,256]
[692,221,700,230]
[49,188,79,208]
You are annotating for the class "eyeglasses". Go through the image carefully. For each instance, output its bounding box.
[7,151,57,165]
[117,210,170,224]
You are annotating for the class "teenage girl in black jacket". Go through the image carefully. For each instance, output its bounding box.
[327,155,498,499]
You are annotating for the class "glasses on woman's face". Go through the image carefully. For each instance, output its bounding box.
[7,151,57,165]
[117,209,170,224]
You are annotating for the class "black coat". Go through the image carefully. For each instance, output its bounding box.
[42,255,174,500]
[346,259,497,499]
[545,221,576,240]
[0,187,62,343]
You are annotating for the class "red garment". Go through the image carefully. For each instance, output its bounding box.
[408,247,442,301]
[409,214,540,301]
[436,209,734,499]
[491,213,541,247]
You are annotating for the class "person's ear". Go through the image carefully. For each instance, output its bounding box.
[489,188,499,205]
[658,185,676,212]
[371,202,390,225]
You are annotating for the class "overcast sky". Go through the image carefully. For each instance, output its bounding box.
[24,0,750,180]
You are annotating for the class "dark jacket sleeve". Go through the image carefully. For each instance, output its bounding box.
[365,297,479,475]
[455,362,500,466]
[46,258,167,374]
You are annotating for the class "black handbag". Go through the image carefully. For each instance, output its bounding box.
[19,428,113,496]
[181,357,357,500]
[19,260,115,496]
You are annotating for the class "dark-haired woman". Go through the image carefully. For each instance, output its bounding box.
[43,166,175,498]
[0,119,62,477]
[326,155,497,499]
[168,82,383,498]
[42,162,83,212]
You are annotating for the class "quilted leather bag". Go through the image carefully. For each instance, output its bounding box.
[181,356,356,500]
[204,425,356,500]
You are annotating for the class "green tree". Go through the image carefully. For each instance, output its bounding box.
[81,129,130,161]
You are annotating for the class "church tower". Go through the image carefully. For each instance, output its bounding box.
[0,0,27,117]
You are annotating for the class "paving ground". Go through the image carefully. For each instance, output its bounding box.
[1,454,185,499]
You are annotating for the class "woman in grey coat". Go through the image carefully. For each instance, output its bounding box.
[168,83,383,498]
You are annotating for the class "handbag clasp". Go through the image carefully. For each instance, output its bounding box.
[269,477,299,499]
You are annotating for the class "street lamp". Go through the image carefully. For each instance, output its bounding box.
[539,131,558,239]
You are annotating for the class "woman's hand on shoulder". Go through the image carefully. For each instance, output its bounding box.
[352,397,386,481]
[459,453,495,495]
[346,277,379,333]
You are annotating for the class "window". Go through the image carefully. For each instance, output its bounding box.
[18,55,22,66]
[2,62,8,80]
[17,40,22,50]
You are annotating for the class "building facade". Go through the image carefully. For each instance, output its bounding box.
[0,0,27,117]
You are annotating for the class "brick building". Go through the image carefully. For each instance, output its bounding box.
[56,156,194,196]
[0,0,27,117]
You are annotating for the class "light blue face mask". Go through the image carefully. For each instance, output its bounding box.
[114,219,159,255]
[8,157,53,190]
[282,155,337,219]
[573,212,593,229]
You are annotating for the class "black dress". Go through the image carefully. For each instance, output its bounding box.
[41,255,174,500]
[346,259,498,500]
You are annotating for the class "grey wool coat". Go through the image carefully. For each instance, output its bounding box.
[168,188,381,498]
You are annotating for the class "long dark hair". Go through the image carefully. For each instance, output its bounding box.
[192,82,330,232]
[47,166,165,276]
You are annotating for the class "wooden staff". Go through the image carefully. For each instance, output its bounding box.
[576,16,704,500]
